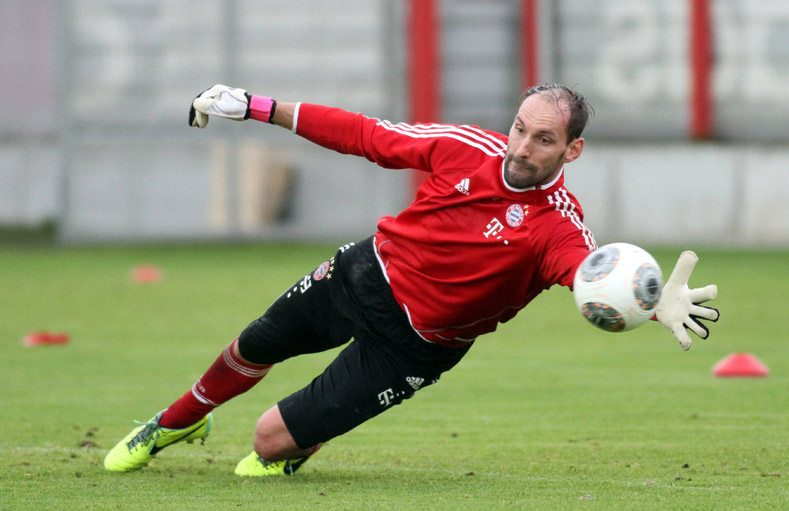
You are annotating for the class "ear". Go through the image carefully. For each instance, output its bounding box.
[563,137,584,163]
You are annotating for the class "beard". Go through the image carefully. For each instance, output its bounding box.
[503,150,566,189]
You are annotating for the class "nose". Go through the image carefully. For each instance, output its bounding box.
[514,137,532,159]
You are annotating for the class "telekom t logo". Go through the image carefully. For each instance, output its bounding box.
[378,388,394,406]
[483,218,504,239]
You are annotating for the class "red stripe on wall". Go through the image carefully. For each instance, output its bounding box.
[690,0,714,139]
[407,0,441,191]
[408,0,440,124]
[521,0,539,89]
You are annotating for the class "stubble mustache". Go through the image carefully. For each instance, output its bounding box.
[505,154,538,174]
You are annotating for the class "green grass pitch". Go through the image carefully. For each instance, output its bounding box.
[0,242,786,510]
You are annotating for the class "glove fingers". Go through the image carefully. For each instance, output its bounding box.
[189,108,208,128]
[688,284,717,304]
[197,111,208,128]
[690,305,719,322]
[684,316,710,339]
[672,325,693,351]
[667,251,698,286]
[193,96,216,113]
[190,86,216,128]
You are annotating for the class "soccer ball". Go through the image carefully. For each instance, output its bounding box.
[573,243,663,332]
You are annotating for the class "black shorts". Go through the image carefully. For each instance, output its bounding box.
[237,237,472,448]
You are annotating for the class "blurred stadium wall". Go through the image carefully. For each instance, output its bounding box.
[1,0,788,246]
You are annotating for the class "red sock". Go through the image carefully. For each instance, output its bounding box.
[159,338,272,429]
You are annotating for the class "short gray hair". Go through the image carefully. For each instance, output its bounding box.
[517,84,593,142]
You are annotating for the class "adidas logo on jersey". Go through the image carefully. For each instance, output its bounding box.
[455,178,470,195]
[406,376,425,390]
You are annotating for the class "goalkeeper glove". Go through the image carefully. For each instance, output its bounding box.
[655,251,719,350]
[189,84,277,128]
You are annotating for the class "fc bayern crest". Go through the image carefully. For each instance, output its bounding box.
[313,261,331,281]
[506,204,527,227]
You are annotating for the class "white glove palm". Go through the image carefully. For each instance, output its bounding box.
[189,84,251,128]
[656,251,719,350]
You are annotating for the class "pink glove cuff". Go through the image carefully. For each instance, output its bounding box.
[249,95,276,123]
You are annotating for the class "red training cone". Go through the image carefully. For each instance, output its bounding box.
[712,353,769,378]
[131,264,163,283]
[23,332,70,346]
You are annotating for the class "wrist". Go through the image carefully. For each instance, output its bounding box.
[248,94,277,123]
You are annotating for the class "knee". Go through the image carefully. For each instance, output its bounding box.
[237,318,275,365]
[253,406,302,461]
[253,416,281,460]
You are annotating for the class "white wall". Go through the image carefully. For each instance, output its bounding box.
[565,144,789,247]
[5,141,789,246]
[2,0,789,247]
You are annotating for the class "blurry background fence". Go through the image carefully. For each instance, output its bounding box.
[2,0,789,245]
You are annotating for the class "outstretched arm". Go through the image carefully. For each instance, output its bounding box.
[186,83,470,173]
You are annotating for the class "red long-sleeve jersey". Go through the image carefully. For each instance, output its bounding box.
[293,103,597,346]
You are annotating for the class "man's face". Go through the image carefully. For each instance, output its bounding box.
[503,94,583,189]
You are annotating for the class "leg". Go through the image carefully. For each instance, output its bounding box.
[274,336,470,453]
[253,405,315,460]
[235,338,432,477]
[103,336,267,472]
[237,238,473,476]
[234,406,323,477]
[165,249,354,428]
[106,250,354,473]
[158,338,272,429]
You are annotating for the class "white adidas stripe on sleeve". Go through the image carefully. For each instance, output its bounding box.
[547,188,597,250]
[377,121,506,157]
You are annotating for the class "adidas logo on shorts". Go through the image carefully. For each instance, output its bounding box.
[406,376,425,390]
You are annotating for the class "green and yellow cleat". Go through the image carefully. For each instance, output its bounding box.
[234,451,311,477]
[104,411,212,472]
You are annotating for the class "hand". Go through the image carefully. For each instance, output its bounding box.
[189,84,251,128]
[656,251,719,350]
